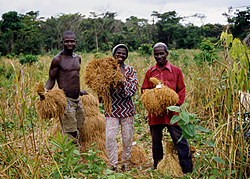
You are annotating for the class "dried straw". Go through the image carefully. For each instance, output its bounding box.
[141,77,179,116]
[157,141,184,177]
[118,144,147,165]
[157,141,196,177]
[51,93,108,162]
[84,57,124,114]
[35,82,66,120]
[118,135,147,165]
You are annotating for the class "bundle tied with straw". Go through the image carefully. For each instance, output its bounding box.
[118,135,147,165]
[84,57,124,114]
[157,141,184,177]
[141,77,179,116]
[35,82,66,120]
[157,141,196,177]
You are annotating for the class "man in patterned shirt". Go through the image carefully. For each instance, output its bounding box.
[105,44,138,171]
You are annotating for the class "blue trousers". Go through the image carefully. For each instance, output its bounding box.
[150,124,193,173]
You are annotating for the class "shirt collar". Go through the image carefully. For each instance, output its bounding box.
[151,61,172,73]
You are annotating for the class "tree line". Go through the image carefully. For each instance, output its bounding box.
[0,7,249,56]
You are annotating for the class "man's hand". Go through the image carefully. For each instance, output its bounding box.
[80,90,88,96]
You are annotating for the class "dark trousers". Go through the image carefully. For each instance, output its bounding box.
[150,124,193,173]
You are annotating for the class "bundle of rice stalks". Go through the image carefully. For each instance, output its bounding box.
[35,82,66,120]
[84,57,124,114]
[141,77,179,116]
[157,141,184,177]
[80,93,100,116]
[118,135,147,165]
[51,93,108,163]
[157,141,196,177]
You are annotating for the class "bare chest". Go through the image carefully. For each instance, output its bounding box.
[60,57,80,72]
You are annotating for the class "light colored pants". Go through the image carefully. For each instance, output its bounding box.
[59,97,85,150]
[105,116,134,166]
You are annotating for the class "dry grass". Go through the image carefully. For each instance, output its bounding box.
[0,48,249,178]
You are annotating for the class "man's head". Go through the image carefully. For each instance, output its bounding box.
[112,44,129,64]
[61,30,77,51]
[153,42,169,67]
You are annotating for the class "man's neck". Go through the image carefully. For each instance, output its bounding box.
[158,61,167,71]
[62,49,74,56]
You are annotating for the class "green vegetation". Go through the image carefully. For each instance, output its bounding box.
[0,7,249,56]
[0,31,249,178]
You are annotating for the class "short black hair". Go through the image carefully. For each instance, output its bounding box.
[153,42,168,53]
[62,30,76,40]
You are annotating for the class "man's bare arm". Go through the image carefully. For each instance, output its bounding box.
[45,57,60,90]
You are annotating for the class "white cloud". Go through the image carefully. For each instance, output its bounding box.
[0,0,249,26]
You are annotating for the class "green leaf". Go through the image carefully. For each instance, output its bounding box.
[62,134,68,145]
[188,113,198,118]
[182,123,196,139]
[212,157,225,164]
[207,140,216,147]
[179,112,189,124]
[204,89,226,108]
[180,102,188,110]
[57,132,62,142]
[65,139,74,149]
[233,61,238,73]
[104,169,114,175]
[66,144,76,156]
[54,153,66,160]
[65,149,74,168]
[177,134,184,143]
[73,149,80,156]
[74,164,86,172]
[49,141,63,150]
[196,126,211,132]
[170,115,180,125]
[167,106,180,112]
[189,116,199,123]
[177,119,186,125]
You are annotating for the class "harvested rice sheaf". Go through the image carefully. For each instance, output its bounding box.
[35,82,66,120]
[157,141,196,177]
[118,135,147,165]
[141,77,179,116]
[118,143,147,165]
[84,57,124,114]
[157,141,184,177]
[51,93,108,163]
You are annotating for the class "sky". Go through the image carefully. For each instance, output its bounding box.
[0,0,249,26]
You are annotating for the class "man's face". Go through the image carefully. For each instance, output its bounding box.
[114,47,127,64]
[154,46,168,66]
[62,34,77,51]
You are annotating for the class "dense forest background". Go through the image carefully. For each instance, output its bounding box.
[0,7,249,56]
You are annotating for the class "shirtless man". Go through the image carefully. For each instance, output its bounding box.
[45,30,86,150]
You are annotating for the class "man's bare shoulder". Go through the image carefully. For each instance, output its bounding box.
[73,53,82,63]
[51,52,63,65]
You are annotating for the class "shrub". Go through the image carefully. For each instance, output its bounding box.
[169,50,180,61]
[138,44,153,56]
[194,39,216,65]
[19,54,38,65]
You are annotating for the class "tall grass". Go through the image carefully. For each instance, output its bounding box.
[0,34,249,178]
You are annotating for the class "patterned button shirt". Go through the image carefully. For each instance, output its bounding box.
[105,65,138,118]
